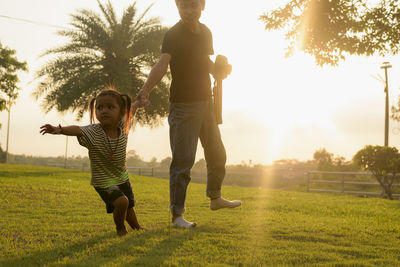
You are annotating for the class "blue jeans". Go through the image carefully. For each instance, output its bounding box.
[168,100,227,215]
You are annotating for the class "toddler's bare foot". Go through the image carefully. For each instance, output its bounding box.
[117,229,128,236]
[116,226,128,236]
[133,225,150,231]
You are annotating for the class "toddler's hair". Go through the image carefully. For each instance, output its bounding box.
[89,86,133,134]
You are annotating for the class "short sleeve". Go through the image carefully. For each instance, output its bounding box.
[119,119,127,133]
[161,31,173,55]
[77,124,97,148]
[205,26,214,55]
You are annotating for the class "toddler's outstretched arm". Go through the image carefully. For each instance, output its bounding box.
[40,124,82,136]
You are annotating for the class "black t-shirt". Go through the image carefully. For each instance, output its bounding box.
[162,21,214,103]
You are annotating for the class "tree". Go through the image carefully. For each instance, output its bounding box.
[353,145,400,200]
[0,145,5,163]
[193,158,206,171]
[126,149,144,166]
[391,98,400,123]
[313,148,358,171]
[149,156,158,167]
[34,0,169,126]
[0,42,27,113]
[313,148,333,170]
[159,156,172,168]
[0,42,27,152]
[260,0,400,66]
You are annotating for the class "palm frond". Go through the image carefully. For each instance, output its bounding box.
[35,1,169,125]
[97,0,117,28]
[131,4,154,33]
[130,25,167,61]
[70,10,111,50]
[120,4,137,40]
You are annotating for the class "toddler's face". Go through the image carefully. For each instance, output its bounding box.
[176,0,204,24]
[95,95,122,128]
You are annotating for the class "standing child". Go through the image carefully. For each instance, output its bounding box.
[40,88,145,236]
[135,0,241,228]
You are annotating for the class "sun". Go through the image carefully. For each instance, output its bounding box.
[220,47,339,164]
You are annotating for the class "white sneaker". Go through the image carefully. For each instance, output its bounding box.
[173,216,197,228]
[210,197,242,211]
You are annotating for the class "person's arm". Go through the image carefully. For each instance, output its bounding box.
[208,58,216,76]
[40,124,83,136]
[136,53,171,104]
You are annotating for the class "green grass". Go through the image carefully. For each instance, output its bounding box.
[1,164,400,266]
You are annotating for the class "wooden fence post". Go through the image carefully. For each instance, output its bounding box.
[341,174,344,193]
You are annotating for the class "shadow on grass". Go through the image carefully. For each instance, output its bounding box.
[0,232,115,266]
[122,227,209,266]
[0,227,203,266]
[72,228,200,266]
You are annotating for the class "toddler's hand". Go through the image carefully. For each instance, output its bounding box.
[40,124,61,135]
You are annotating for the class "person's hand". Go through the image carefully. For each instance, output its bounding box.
[40,124,62,135]
[130,100,141,117]
[135,89,150,107]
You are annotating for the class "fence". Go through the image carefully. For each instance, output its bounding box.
[307,171,400,197]
[127,167,154,177]
[47,163,89,171]
[45,163,154,177]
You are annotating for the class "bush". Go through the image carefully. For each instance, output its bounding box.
[354,145,400,200]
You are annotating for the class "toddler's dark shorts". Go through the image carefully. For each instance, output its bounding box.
[94,179,135,213]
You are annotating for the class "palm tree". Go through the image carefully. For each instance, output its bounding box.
[35,0,169,126]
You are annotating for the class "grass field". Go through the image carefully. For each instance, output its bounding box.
[1,164,400,266]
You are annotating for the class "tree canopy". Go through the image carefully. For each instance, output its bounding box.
[34,0,169,126]
[260,0,400,66]
[353,145,400,199]
[0,42,27,111]
[313,148,358,171]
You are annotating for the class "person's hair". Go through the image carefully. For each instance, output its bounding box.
[175,0,205,6]
[88,86,132,134]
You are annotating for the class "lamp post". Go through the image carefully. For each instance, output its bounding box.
[5,100,11,163]
[60,118,69,168]
[64,136,68,168]
[380,62,392,147]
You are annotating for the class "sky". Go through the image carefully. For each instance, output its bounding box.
[1,0,400,165]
